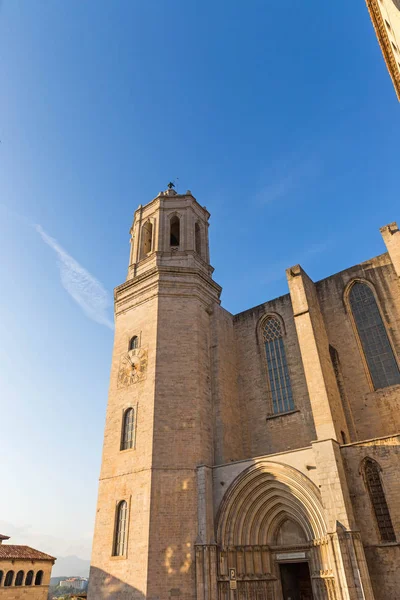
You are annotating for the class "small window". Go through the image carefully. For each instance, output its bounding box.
[35,570,43,586]
[364,459,396,542]
[170,216,180,246]
[263,316,294,414]
[113,500,128,556]
[140,221,153,258]
[385,19,392,30]
[195,222,202,255]
[25,570,34,586]
[121,408,135,450]
[4,570,14,587]
[15,570,24,586]
[392,41,398,54]
[129,336,139,351]
[0,571,3,586]
[349,283,400,389]
[341,431,347,444]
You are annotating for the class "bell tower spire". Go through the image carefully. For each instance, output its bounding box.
[128,187,213,280]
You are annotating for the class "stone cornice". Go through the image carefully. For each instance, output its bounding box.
[366,0,400,100]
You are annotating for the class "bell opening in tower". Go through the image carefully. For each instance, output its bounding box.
[170,215,180,247]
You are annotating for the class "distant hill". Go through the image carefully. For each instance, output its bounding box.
[51,555,90,578]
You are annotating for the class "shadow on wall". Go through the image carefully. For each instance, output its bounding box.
[87,567,145,600]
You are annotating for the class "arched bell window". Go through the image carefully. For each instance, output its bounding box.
[4,570,14,587]
[15,570,24,586]
[349,282,400,389]
[129,335,138,351]
[113,500,128,556]
[140,221,153,258]
[262,316,294,414]
[363,458,396,542]
[170,216,180,247]
[195,222,202,255]
[35,570,43,586]
[121,408,135,450]
[25,570,34,586]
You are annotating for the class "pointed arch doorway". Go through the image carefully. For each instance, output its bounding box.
[215,462,336,600]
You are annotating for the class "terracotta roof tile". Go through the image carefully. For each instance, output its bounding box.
[0,545,55,561]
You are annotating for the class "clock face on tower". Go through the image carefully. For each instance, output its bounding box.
[118,348,148,387]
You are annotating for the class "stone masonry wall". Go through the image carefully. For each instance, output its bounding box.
[316,253,400,440]
[233,294,316,457]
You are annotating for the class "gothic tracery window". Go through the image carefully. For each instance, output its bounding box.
[349,282,400,390]
[113,500,128,556]
[121,408,135,451]
[263,316,294,414]
[363,459,396,542]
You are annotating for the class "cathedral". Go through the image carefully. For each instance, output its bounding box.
[88,188,400,600]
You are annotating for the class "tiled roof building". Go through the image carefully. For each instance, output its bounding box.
[0,533,55,598]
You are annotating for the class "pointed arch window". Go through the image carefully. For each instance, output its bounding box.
[129,336,138,351]
[4,570,14,586]
[121,408,135,450]
[25,570,34,586]
[363,459,396,542]
[263,316,294,414]
[15,570,24,586]
[140,221,153,258]
[170,216,180,247]
[113,500,128,556]
[349,282,400,389]
[35,571,43,586]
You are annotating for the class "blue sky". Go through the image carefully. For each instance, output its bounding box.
[0,1,399,562]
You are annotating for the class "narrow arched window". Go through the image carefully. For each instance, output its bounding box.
[129,335,138,351]
[349,282,400,389]
[35,570,43,586]
[364,459,395,542]
[0,570,3,586]
[113,500,128,556]
[121,408,135,450]
[4,570,14,586]
[15,570,24,586]
[263,317,294,414]
[170,216,180,246]
[140,221,153,258]
[25,570,34,586]
[195,222,202,255]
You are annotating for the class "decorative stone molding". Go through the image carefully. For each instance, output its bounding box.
[365,0,400,100]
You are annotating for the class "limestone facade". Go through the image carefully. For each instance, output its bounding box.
[366,0,400,100]
[88,190,400,600]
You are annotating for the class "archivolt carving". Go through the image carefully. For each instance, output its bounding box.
[216,461,327,547]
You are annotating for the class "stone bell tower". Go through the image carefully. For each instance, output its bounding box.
[88,188,221,600]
